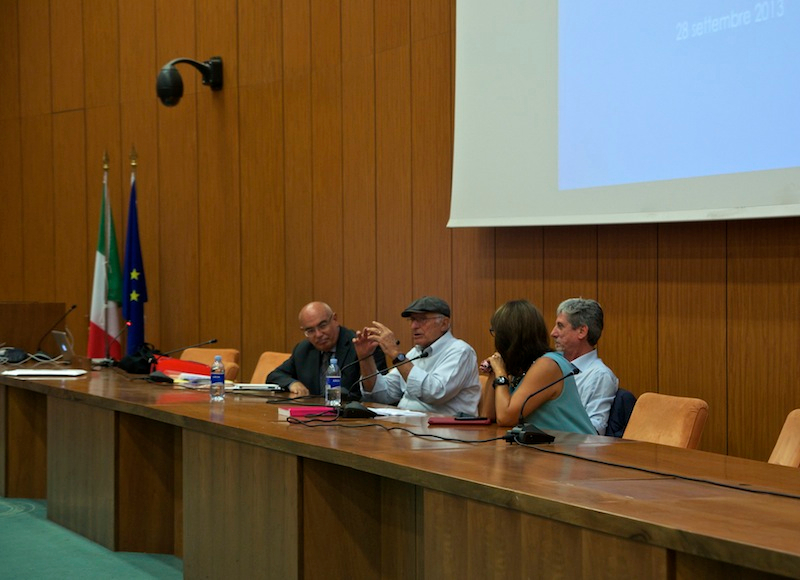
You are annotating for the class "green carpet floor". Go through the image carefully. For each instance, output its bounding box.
[0,498,183,579]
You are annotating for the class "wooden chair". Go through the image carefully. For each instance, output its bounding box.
[768,409,800,467]
[180,347,240,381]
[622,392,708,449]
[250,351,291,383]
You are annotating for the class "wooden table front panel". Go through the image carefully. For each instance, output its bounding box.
[2,386,47,498]
[182,429,301,579]
[47,396,115,549]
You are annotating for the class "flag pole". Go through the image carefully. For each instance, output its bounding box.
[102,151,111,359]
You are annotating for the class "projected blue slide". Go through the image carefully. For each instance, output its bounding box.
[558,0,799,190]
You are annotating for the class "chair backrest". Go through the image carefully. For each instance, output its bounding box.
[768,409,800,467]
[250,351,291,383]
[622,392,708,449]
[606,388,637,438]
[180,347,241,381]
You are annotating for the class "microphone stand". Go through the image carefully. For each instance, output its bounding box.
[158,338,218,358]
[34,304,77,357]
[504,366,580,445]
[356,351,430,388]
[96,322,131,367]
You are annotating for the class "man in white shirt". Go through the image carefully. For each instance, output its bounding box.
[550,298,619,435]
[354,296,481,416]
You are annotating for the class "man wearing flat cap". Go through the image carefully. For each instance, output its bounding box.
[353,296,481,415]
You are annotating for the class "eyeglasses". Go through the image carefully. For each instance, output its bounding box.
[302,314,333,337]
[407,315,443,325]
[489,327,495,336]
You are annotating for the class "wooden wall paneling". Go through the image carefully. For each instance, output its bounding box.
[238,0,283,88]
[238,0,285,377]
[542,226,598,326]
[598,224,658,399]
[240,84,286,380]
[0,2,22,298]
[375,5,412,339]
[410,29,452,302]
[376,0,410,53]
[411,0,450,41]
[310,0,344,308]
[119,0,159,355]
[53,111,89,354]
[728,218,800,460]
[155,0,199,352]
[119,0,156,104]
[155,100,200,351]
[282,1,314,350]
[17,0,51,117]
[658,222,727,454]
[341,0,378,330]
[452,228,495,364]
[83,0,120,108]
[495,227,545,307]
[20,115,55,301]
[0,0,20,121]
[197,2,243,355]
[121,99,162,351]
[0,119,24,299]
[50,0,84,113]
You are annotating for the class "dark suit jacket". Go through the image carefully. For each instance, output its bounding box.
[266,326,387,401]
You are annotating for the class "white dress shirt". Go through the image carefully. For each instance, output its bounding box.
[361,330,480,416]
[571,349,619,435]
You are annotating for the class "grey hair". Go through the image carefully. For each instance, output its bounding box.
[556,298,604,346]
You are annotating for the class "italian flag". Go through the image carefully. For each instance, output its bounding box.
[87,170,123,360]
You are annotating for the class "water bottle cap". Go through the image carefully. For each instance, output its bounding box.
[330,356,337,364]
[214,355,222,361]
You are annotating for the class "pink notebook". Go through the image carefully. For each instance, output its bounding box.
[278,406,337,418]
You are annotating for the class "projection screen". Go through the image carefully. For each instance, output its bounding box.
[448,0,800,227]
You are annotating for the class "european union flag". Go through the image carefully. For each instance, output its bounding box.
[122,174,147,355]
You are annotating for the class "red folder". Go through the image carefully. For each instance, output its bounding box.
[151,354,212,376]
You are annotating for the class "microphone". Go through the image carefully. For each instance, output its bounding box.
[96,321,131,367]
[504,364,580,445]
[340,350,387,373]
[356,350,430,387]
[35,304,77,354]
[159,338,218,358]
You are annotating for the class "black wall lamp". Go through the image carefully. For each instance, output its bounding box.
[156,56,223,106]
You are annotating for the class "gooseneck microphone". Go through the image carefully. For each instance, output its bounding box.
[35,304,77,354]
[356,350,430,387]
[159,338,218,358]
[340,351,387,373]
[504,365,580,445]
[95,321,132,367]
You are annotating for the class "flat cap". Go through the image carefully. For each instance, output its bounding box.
[401,296,451,318]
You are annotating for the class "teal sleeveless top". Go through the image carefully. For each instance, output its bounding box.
[510,352,596,435]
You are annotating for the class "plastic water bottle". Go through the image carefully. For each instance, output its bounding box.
[325,356,341,407]
[210,355,225,402]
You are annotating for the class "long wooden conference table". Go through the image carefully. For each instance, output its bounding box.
[2,366,800,579]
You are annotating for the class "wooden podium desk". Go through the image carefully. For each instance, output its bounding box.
[2,368,800,579]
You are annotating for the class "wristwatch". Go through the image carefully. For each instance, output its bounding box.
[393,353,407,365]
[492,376,509,388]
